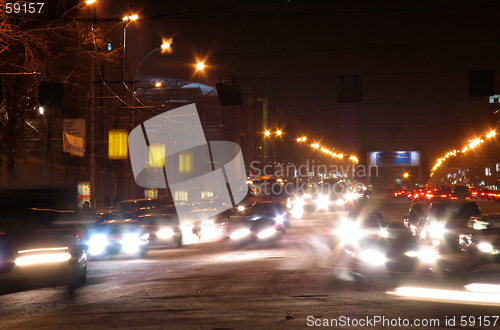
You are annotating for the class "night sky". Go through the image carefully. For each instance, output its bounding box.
[98,0,500,171]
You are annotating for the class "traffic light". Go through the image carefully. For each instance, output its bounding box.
[38,82,63,107]
[215,79,243,106]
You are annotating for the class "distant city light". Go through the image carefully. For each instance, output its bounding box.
[196,62,205,70]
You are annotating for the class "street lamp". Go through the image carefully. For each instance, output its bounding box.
[263,129,283,165]
[135,40,173,88]
[196,62,205,71]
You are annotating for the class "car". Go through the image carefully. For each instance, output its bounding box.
[419,200,481,252]
[403,201,430,233]
[138,213,183,248]
[0,189,87,294]
[340,218,475,287]
[452,185,472,200]
[85,218,149,260]
[178,197,233,241]
[227,200,287,245]
[460,214,500,265]
[335,211,391,247]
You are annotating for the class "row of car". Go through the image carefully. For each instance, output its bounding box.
[337,199,500,286]
[393,186,500,201]
[0,189,292,295]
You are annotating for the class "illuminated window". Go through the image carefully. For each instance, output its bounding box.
[149,144,165,168]
[108,129,128,159]
[485,167,492,176]
[175,190,188,202]
[201,191,214,199]
[179,152,193,173]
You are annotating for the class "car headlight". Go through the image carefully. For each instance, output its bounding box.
[336,220,363,245]
[157,229,174,239]
[344,193,357,201]
[427,223,446,239]
[88,234,108,255]
[315,195,330,210]
[378,229,389,238]
[291,205,303,219]
[15,253,72,266]
[275,215,284,223]
[405,248,439,263]
[230,229,250,240]
[257,227,276,239]
[121,233,143,254]
[180,222,194,229]
[478,242,493,253]
[359,250,387,265]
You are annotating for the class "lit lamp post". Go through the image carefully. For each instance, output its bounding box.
[264,129,283,170]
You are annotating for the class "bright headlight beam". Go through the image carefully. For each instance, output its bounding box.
[15,253,72,266]
[428,223,446,239]
[478,242,493,253]
[157,229,174,239]
[18,247,68,254]
[378,229,389,238]
[257,228,276,239]
[388,287,500,305]
[88,234,108,255]
[359,250,387,265]
[230,229,250,240]
[465,283,500,294]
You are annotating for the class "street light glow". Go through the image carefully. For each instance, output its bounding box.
[404,172,409,178]
[297,137,301,142]
[196,62,205,71]
[123,14,139,21]
[161,40,171,51]
[85,0,96,4]
[39,106,44,115]
[155,82,162,88]
[264,130,270,137]
[487,130,496,138]
[276,130,282,136]
[301,137,307,141]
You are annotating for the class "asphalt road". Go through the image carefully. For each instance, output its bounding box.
[2,198,500,329]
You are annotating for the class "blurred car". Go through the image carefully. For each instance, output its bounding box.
[403,201,430,234]
[460,215,500,265]
[138,213,182,248]
[335,211,390,246]
[227,201,287,245]
[419,200,481,251]
[0,227,87,294]
[0,189,87,294]
[178,198,233,241]
[452,185,472,200]
[85,219,149,260]
[342,221,474,286]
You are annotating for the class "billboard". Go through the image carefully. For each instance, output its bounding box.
[368,151,420,167]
